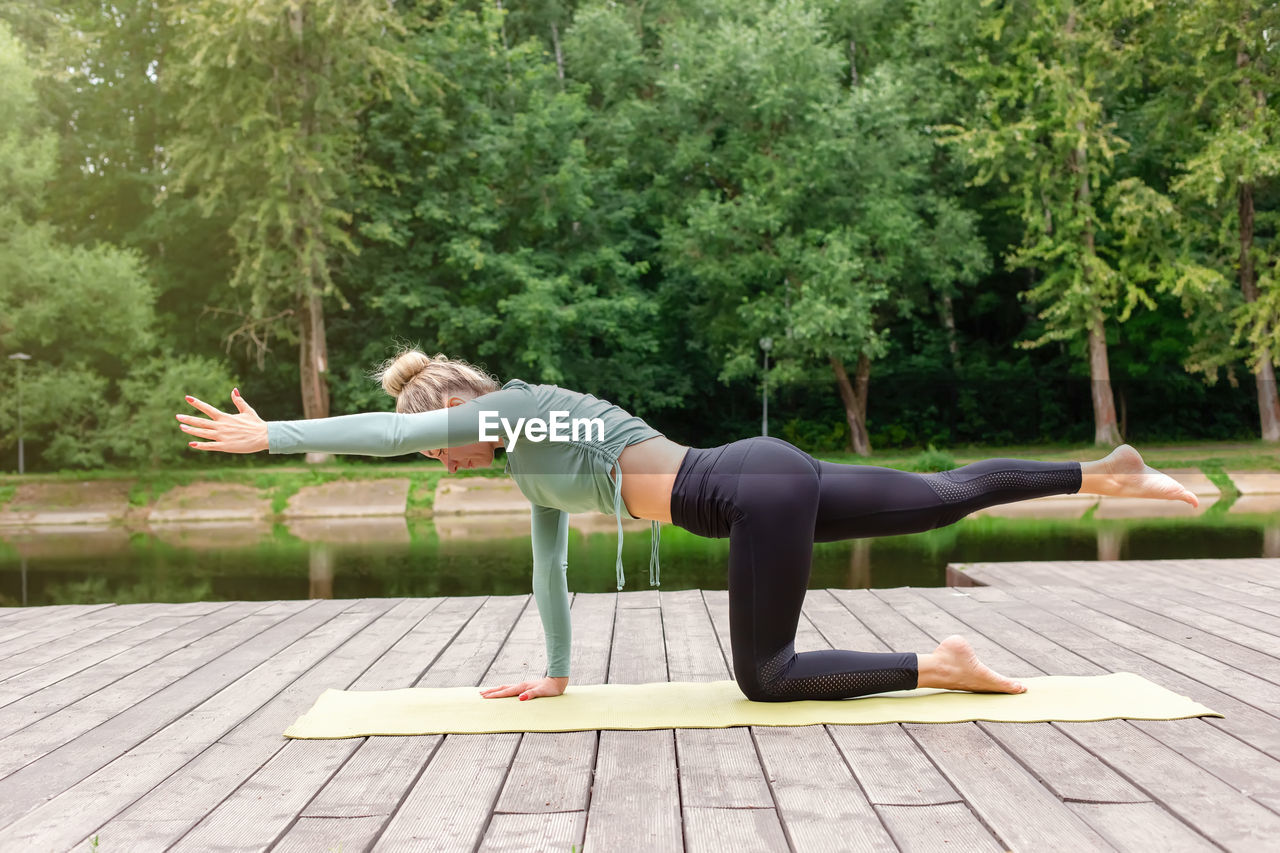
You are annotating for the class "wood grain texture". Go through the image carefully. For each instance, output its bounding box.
[0,557,1274,851]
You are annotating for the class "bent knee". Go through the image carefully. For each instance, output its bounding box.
[735,672,787,703]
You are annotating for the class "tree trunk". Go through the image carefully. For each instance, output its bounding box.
[1088,309,1122,446]
[1238,176,1280,442]
[1074,119,1121,447]
[1236,40,1280,441]
[831,353,871,456]
[550,21,565,86]
[290,2,329,462]
[299,286,331,463]
[939,292,959,366]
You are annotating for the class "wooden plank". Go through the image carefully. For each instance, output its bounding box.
[958,559,1280,619]
[682,806,790,853]
[996,585,1280,723]
[803,587,892,651]
[1111,564,1280,644]
[912,589,1149,804]
[466,588,599,853]
[178,595,522,852]
[1064,585,1280,678]
[798,591,968,811]
[906,722,1115,850]
[0,599,324,831]
[82,597,449,853]
[828,588,936,651]
[983,585,1280,760]
[0,603,131,662]
[0,600,197,666]
[977,585,1280,822]
[369,731,522,852]
[0,600,281,745]
[852,587,1119,849]
[873,802,1004,853]
[703,589,898,851]
[828,722,965,807]
[1215,557,1280,589]
[0,605,102,643]
[488,594,614,815]
[665,589,775,812]
[329,597,535,852]
[271,815,383,852]
[920,584,1280,814]
[582,591,682,853]
[954,560,1082,588]
[754,723,897,852]
[1057,719,1280,849]
[477,811,587,853]
[0,604,225,704]
[1066,802,1218,853]
[879,587,1203,827]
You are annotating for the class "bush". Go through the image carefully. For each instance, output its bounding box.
[903,443,957,472]
[104,355,239,468]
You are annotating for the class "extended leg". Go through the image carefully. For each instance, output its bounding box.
[811,456,1081,542]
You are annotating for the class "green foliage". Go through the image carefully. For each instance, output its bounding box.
[106,356,240,468]
[1158,1,1280,379]
[903,444,958,473]
[0,18,240,470]
[937,0,1162,348]
[780,417,849,454]
[2,0,1278,479]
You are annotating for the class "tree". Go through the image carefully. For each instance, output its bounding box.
[650,0,986,454]
[342,2,681,417]
[0,19,236,470]
[165,0,408,428]
[1162,0,1280,441]
[940,0,1166,446]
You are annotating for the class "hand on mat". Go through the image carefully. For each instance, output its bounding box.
[177,389,269,453]
[479,676,568,701]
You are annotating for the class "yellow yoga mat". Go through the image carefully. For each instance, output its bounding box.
[283,673,1221,739]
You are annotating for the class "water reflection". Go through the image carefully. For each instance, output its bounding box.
[0,508,1276,607]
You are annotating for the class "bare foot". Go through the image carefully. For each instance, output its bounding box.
[916,635,1027,694]
[1083,444,1199,507]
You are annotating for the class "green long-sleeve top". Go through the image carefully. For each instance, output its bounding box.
[265,378,665,678]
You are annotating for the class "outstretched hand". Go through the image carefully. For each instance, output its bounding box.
[479,676,568,702]
[176,389,269,454]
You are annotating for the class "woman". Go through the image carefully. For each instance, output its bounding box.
[177,349,1198,704]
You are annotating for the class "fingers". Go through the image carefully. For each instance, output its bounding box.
[231,387,259,417]
[178,423,218,439]
[185,395,224,419]
[479,680,538,699]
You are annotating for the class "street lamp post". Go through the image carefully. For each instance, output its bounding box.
[8,353,31,474]
[759,337,773,437]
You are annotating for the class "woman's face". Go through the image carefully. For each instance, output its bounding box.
[418,394,502,473]
[420,440,497,473]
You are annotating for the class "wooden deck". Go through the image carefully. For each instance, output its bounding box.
[0,558,1278,851]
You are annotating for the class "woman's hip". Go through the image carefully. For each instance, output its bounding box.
[669,436,819,537]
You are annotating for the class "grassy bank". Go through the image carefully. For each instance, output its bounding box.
[0,439,1275,514]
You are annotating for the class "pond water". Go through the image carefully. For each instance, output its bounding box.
[1,508,1277,607]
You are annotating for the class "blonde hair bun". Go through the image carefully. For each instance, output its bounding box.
[371,346,501,413]
[376,349,434,397]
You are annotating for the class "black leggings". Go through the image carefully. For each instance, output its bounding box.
[669,436,1082,702]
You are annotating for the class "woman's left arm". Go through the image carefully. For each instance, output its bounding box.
[179,385,538,457]
[178,389,422,456]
